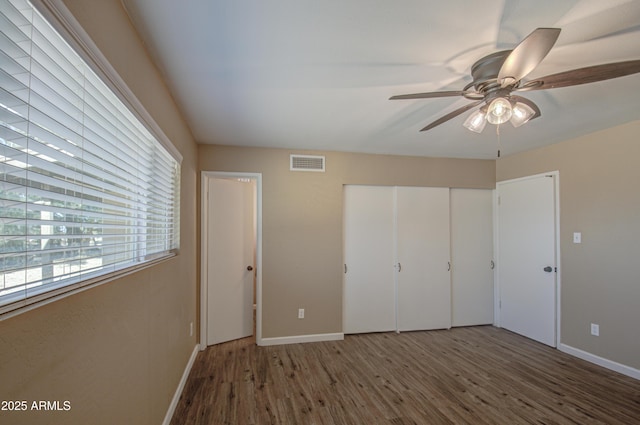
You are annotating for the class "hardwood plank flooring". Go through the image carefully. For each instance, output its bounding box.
[171,326,640,424]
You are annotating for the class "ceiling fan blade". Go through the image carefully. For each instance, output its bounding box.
[420,100,483,132]
[510,95,541,120]
[525,60,640,90]
[389,90,467,100]
[498,28,561,87]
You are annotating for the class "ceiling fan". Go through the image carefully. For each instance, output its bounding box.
[390,28,640,133]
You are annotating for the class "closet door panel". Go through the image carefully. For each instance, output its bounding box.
[343,185,396,333]
[451,189,494,326]
[396,187,451,331]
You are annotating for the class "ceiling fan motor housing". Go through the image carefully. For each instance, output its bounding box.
[470,50,512,93]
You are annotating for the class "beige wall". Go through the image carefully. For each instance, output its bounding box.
[497,120,640,370]
[0,1,198,425]
[199,145,495,339]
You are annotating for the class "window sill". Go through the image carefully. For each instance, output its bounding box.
[0,251,177,321]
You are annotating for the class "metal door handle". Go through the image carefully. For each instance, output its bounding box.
[447,261,451,272]
[543,266,553,272]
[247,265,254,271]
[490,260,495,270]
[396,262,402,272]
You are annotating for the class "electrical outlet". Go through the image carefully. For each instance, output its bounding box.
[190,322,193,337]
[298,308,305,319]
[590,323,599,336]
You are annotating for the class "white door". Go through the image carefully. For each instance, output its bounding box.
[451,189,494,326]
[207,178,255,345]
[343,186,396,333]
[498,174,557,346]
[396,187,451,331]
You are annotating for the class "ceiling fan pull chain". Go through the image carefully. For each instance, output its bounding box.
[496,124,501,158]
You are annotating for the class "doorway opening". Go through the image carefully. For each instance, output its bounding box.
[200,171,262,348]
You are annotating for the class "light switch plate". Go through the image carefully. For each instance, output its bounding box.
[573,232,582,244]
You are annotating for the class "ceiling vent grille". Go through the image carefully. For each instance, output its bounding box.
[290,154,325,172]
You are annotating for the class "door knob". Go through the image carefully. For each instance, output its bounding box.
[543,266,553,272]
[247,266,254,271]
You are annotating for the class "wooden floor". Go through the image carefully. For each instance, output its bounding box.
[171,326,640,424]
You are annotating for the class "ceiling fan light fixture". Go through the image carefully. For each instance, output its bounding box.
[486,97,512,124]
[510,102,536,127]
[463,110,487,133]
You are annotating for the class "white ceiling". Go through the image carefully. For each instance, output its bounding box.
[122,0,640,159]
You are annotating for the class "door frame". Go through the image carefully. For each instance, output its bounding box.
[494,171,561,347]
[200,171,263,348]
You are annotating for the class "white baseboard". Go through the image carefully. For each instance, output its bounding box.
[163,344,200,425]
[259,332,344,346]
[559,343,640,380]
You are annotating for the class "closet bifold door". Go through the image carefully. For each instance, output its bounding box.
[396,187,451,331]
[343,185,396,334]
[450,189,494,327]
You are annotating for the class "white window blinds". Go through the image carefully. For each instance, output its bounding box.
[0,0,181,313]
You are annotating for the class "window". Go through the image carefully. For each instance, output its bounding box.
[0,0,181,315]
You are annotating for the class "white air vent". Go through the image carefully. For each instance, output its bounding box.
[290,154,325,172]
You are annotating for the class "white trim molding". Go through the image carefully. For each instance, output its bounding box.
[559,344,640,381]
[163,344,200,425]
[260,333,344,347]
